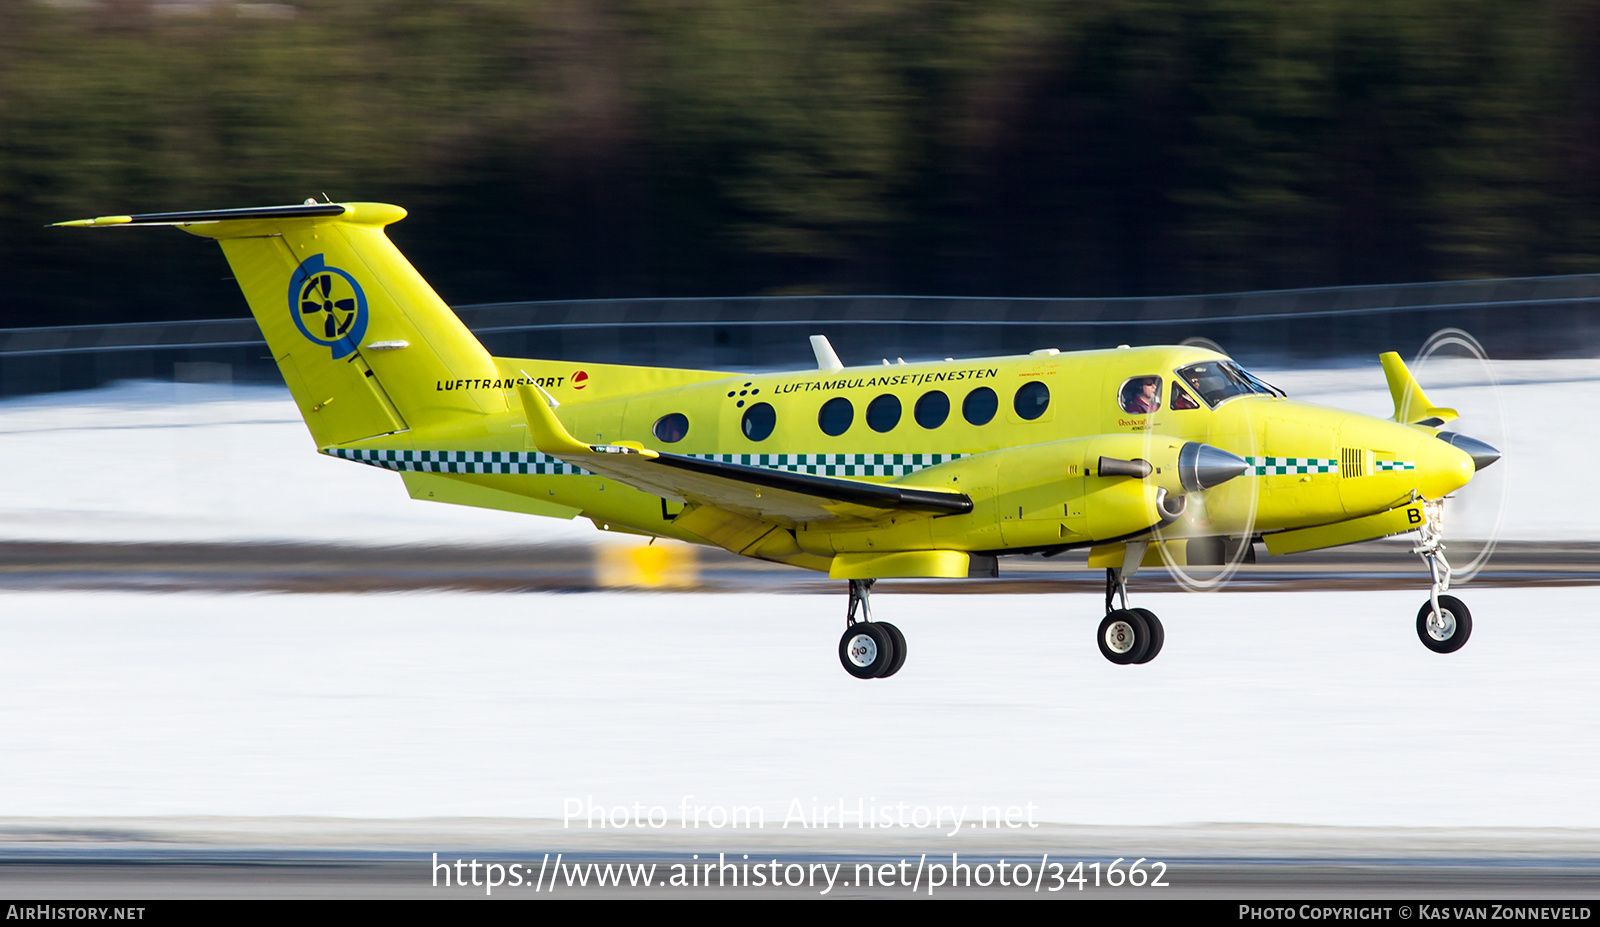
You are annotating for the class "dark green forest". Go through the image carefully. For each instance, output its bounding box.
[4,0,1600,326]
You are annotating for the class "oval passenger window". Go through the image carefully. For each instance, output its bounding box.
[962,387,997,426]
[818,397,854,436]
[866,394,901,433]
[741,403,776,442]
[914,390,949,429]
[1014,381,1050,420]
[652,413,689,443]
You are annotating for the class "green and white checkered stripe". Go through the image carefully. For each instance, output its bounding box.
[325,448,593,476]
[1245,456,1339,476]
[1374,460,1416,472]
[685,452,964,477]
[327,449,964,478]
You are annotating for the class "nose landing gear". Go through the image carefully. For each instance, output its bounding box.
[1413,498,1473,653]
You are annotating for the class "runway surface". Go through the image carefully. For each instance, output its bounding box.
[3,820,1599,898]
[0,538,1595,594]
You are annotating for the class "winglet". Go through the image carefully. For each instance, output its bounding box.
[517,384,595,457]
[1379,352,1457,426]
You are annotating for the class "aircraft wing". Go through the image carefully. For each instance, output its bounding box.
[516,385,971,524]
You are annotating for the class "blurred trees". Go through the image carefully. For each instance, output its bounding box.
[3,0,1599,326]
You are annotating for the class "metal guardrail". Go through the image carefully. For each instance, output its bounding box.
[3,274,1598,397]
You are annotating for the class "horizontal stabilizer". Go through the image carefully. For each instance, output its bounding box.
[53,203,347,227]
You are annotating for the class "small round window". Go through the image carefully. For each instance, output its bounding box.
[818,397,854,436]
[652,413,689,443]
[1014,381,1050,420]
[914,390,949,429]
[866,394,901,433]
[741,402,776,441]
[962,387,997,425]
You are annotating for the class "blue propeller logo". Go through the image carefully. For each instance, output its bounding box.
[288,254,368,359]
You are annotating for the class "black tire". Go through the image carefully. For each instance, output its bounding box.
[1097,610,1150,665]
[1417,595,1472,654]
[1131,608,1164,664]
[877,622,908,678]
[839,623,895,679]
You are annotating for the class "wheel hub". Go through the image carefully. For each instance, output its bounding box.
[846,633,878,667]
[1103,619,1137,654]
[1427,609,1457,641]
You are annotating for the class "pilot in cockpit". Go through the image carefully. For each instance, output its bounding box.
[1121,376,1162,414]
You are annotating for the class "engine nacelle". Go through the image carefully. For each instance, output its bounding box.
[891,433,1246,549]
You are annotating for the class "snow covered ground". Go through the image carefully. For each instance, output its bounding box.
[0,586,1594,827]
[0,356,1594,546]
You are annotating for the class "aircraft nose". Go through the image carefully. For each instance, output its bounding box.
[1178,442,1250,492]
[1436,432,1501,471]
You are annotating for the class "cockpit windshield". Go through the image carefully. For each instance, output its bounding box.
[1173,360,1282,407]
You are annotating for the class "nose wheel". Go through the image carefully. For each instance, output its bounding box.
[838,579,907,679]
[1417,594,1472,653]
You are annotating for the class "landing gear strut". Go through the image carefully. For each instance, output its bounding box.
[1098,552,1164,665]
[838,579,907,679]
[1413,499,1472,653]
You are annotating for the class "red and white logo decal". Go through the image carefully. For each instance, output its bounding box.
[572,370,589,390]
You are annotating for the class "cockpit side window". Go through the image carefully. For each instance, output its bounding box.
[1170,381,1200,410]
[1118,376,1163,414]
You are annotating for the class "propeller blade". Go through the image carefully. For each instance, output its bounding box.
[1436,432,1501,471]
[301,301,323,314]
[324,314,337,338]
[334,299,355,313]
[319,275,331,298]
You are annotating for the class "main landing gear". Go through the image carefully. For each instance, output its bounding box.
[1413,499,1472,654]
[838,579,907,679]
[1098,561,1164,665]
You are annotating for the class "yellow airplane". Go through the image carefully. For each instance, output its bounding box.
[59,202,1501,678]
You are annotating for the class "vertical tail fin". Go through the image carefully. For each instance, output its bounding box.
[59,203,506,447]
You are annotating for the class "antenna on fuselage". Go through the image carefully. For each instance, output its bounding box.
[522,370,560,408]
[810,335,844,372]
